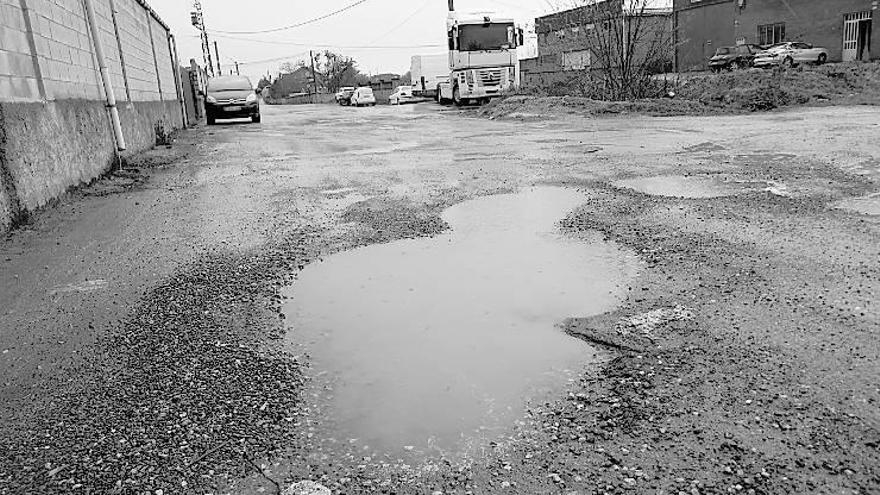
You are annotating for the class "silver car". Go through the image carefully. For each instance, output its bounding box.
[753,42,829,68]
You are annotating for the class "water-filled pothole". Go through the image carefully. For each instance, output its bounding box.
[834,193,880,216]
[283,187,639,459]
[614,175,758,198]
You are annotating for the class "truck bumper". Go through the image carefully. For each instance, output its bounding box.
[460,84,510,99]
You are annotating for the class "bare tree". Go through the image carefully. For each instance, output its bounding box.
[547,0,674,100]
[311,51,361,93]
[278,61,303,74]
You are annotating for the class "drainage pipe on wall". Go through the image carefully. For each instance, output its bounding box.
[83,0,127,152]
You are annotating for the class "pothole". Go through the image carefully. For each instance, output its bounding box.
[834,193,880,216]
[282,187,639,461]
[613,175,762,199]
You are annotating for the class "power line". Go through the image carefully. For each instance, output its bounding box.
[210,0,371,35]
[368,0,432,45]
[237,52,310,66]
[195,33,445,50]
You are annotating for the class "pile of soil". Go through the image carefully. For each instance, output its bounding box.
[483,63,880,118]
[478,95,713,119]
[676,63,880,110]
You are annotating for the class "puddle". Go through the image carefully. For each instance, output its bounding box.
[835,193,880,216]
[283,187,638,459]
[614,175,751,198]
[49,279,108,296]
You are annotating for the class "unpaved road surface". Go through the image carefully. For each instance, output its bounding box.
[1,103,878,494]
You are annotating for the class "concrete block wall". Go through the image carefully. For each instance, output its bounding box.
[0,0,44,101]
[0,0,183,232]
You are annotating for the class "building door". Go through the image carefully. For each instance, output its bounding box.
[843,11,872,61]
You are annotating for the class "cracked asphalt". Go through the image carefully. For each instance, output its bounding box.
[1,102,878,494]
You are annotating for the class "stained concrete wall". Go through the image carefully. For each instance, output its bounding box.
[674,0,880,71]
[673,0,736,72]
[733,0,879,62]
[0,0,183,232]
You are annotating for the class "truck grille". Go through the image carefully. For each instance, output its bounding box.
[478,69,503,86]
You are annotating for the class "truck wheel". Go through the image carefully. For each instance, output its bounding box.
[453,85,463,106]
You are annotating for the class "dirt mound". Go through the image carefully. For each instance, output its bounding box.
[677,63,880,110]
[486,63,880,119]
[479,95,713,119]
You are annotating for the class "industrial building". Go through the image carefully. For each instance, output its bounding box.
[674,0,877,71]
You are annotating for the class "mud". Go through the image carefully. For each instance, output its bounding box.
[1,103,878,494]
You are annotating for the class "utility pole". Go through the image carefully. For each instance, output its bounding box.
[190,1,214,76]
[309,50,318,104]
[213,41,221,74]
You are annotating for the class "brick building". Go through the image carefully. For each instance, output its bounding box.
[674,0,878,71]
[270,67,313,98]
[369,73,401,91]
[522,0,673,88]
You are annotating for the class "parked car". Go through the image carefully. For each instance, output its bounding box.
[350,87,376,107]
[388,86,416,105]
[708,44,763,72]
[335,87,355,106]
[753,42,829,68]
[205,75,260,125]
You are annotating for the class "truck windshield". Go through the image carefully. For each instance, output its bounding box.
[458,23,513,51]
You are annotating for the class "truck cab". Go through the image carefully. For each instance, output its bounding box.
[439,5,522,106]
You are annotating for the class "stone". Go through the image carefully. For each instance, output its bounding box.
[282,481,331,495]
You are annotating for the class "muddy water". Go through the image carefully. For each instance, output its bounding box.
[614,175,751,198]
[283,187,639,459]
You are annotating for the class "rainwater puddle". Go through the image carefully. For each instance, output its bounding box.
[283,187,639,460]
[835,193,880,216]
[614,175,751,198]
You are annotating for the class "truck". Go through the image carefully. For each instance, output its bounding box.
[437,0,522,106]
[410,55,449,99]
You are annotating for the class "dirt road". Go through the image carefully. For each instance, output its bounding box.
[1,103,878,494]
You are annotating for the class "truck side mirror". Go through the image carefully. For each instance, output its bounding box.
[507,26,515,47]
[517,28,524,47]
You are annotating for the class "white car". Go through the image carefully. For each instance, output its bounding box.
[350,87,376,107]
[753,42,829,68]
[389,86,416,105]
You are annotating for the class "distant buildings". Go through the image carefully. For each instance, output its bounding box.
[521,0,673,87]
[522,0,878,81]
[270,67,313,98]
[369,73,402,91]
[674,0,877,71]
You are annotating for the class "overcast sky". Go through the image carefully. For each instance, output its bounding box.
[149,0,564,82]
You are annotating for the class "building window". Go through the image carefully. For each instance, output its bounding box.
[563,50,591,70]
[758,23,785,45]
